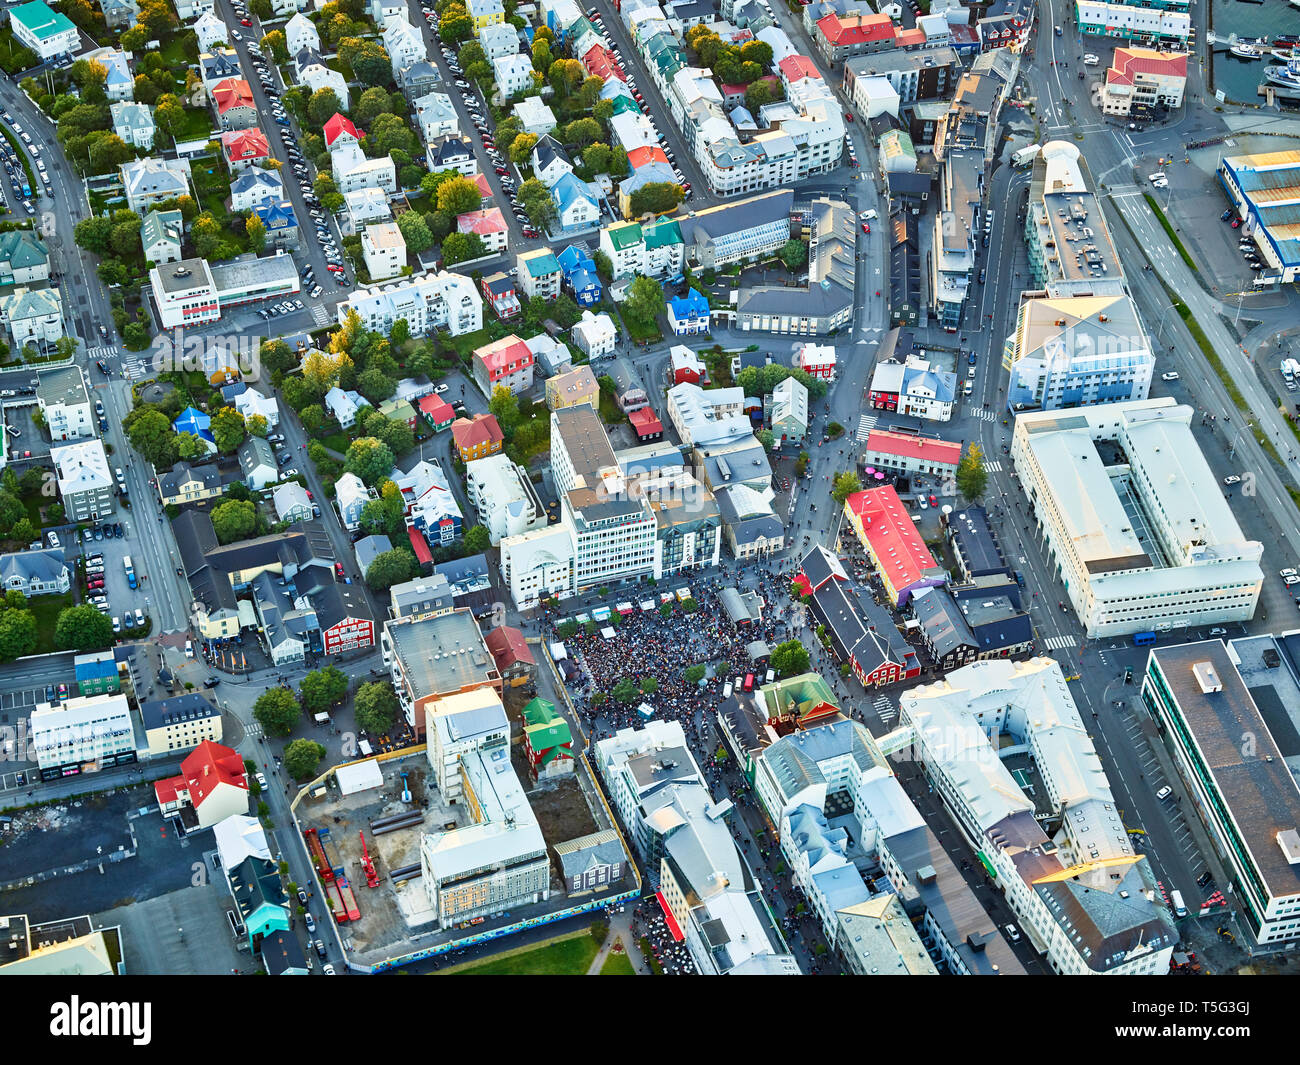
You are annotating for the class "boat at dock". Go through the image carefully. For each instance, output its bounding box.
[1232,42,1267,58]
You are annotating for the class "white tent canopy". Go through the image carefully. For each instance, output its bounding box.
[336,758,383,796]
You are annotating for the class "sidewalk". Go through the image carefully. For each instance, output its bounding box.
[586,909,648,975]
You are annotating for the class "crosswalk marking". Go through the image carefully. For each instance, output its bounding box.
[984,460,1002,473]
[87,345,117,359]
[970,408,999,422]
[873,694,896,722]
[856,413,878,441]
[1044,634,1077,650]
[311,304,330,326]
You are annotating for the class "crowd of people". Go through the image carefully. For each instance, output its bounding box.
[631,899,697,976]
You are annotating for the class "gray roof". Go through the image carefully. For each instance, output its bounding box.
[760,719,881,804]
[947,505,1006,577]
[173,509,219,576]
[912,587,977,659]
[554,828,625,879]
[726,513,784,547]
[159,461,224,498]
[384,609,497,700]
[532,134,569,173]
[0,548,66,587]
[37,365,88,409]
[139,691,219,731]
[355,533,393,574]
[238,435,276,477]
[682,188,793,245]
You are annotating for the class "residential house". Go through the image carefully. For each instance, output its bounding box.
[285,12,319,55]
[572,310,616,359]
[556,245,601,305]
[332,146,396,195]
[272,482,313,523]
[0,548,70,597]
[157,461,228,508]
[400,60,442,101]
[213,78,258,130]
[238,436,279,490]
[323,113,362,151]
[413,91,459,143]
[233,385,279,427]
[173,406,216,455]
[36,365,92,441]
[468,0,505,30]
[342,186,392,234]
[480,271,521,320]
[1101,47,1188,116]
[552,172,600,231]
[525,332,571,377]
[515,95,557,136]
[110,102,155,150]
[426,134,478,176]
[230,168,284,213]
[86,48,133,101]
[193,10,226,51]
[517,247,562,300]
[419,394,456,432]
[451,413,504,462]
[544,365,599,411]
[153,741,249,832]
[296,47,350,108]
[532,135,573,187]
[355,533,394,578]
[199,48,241,92]
[51,439,116,522]
[335,472,375,531]
[555,829,624,890]
[361,221,406,281]
[252,200,299,250]
[472,334,534,396]
[325,386,371,430]
[376,397,416,429]
[478,21,519,61]
[220,128,270,170]
[667,289,709,335]
[607,356,647,412]
[770,376,808,445]
[141,209,184,266]
[488,626,538,688]
[1,287,62,350]
[383,18,426,80]
[101,0,139,28]
[395,459,463,547]
[338,271,482,337]
[493,52,535,96]
[121,158,192,213]
[0,230,49,286]
[458,207,509,255]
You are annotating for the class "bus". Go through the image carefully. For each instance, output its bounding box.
[1170,890,1188,918]
[1132,631,1156,647]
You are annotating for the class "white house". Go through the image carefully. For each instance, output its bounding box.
[9,1,80,62]
[343,186,392,235]
[465,453,545,544]
[121,157,192,213]
[233,386,280,427]
[285,12,320,55]
[332,143,397,195]
[551,172,600,231]
[335,472,374,531]
[175,0,216,19]
[194,10,228,51]
[383,18,426,79]
[478,22,519,62]
[572,310,616,358]
[493,53,535,97]
[230,168,284,212]
[515,95,556,137]
[1,287,63,350]
[110,102,155,150]
[413,91,459,143]
[338,272,483,337]
[296,48,350,109]
[361,221,406,281]
[532,135,573,188]
[325,387,372,430]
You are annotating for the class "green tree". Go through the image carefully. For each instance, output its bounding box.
[564,116,602,147]
[354,680,399,734]
[357,366,396,403]
[0,605,37,661]
[124,408,178,468]
[831,471,862,506]
[770,639,810,678]
[300,404,326,433]
[509,131,539,166]
[612,676,639,704]
[54,604,114,651]
[436,174,483,217]
[210,407,247,453]
[261,29,289,63]
[779,239,807,271]
[300,665,349,714]
[622,276,663,331]
[756,429,775,452]
[683,664,706,685]
[0,490,23,534]
[8,517,36,544]
[284,739,326,780]
[211,499,258,543]
[438,5,473,45]
[629,182,683,217]
[441,232,484,266]
[366,547,418,590]
[956,443,988,502]
[396,209,433,254]
[488,385,521,437]
[365,112,416,157]
[245,213,267,253]
[253,686,301,737]
[259,338,296,376]
[344,437,395,485]
[307,87,344,128]
[354,85,394,126]
[462,524,491,555]
[74,216,114,255]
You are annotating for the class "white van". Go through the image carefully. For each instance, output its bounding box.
[1147,172,1166,183]
[963,380,973,396]
[863,208,878,220]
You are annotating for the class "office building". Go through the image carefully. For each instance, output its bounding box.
[30,693,136,781]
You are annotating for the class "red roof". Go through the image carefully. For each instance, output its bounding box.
[845,485,939,593]
[213,78,254,114]
[863,429,962,468]
[182,740,247,809]
[408,525,433,565]
[817,12,896,46]
[582,43,624,82]
[1108,47,1188,86]
[221,128,269,161]
[778,54,821,83]
[473,172,493,199]
[627,406,663,438]
[484,624,535,671]
[451,412,504,450]
[474,336,532,375]
[154,775,182,805]
[323,112,362,147]
[626,145,668,170]
[895,27,925,47]
[457,206,508,236]
[419,394,455,424]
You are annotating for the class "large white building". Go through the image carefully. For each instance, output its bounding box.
[899,658,1179,975]
[665,382,750,447]
[1011,398,1263,638]
[9,1,79,61]
[30,693,136,780]
[419,688,551,928]
[595,719,799,974]
[465,453,546,545]
[1004,292,1155,413]
[339,272,483,337]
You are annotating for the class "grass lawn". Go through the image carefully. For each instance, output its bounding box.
[446,327,490,360]
[0,27,36,75]
[316,431,349,454]
[599,947,636,975]
[452,932,601,975]
[164,108,216,146]
[29,592,73,655]
[622,312,662,343]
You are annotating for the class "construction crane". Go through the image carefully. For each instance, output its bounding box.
[359,830,379,889]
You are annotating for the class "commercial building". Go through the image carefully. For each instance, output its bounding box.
[1003,291,1154,413]
[151,253,300,329]
[843,485,945,607]
[1100,48,1187,116]
[9,1,79,61]
[843,47,959,106]
[595,719,798,974]
[1011,398,1263,637]
[1143,639,1300,951]
[1219,150,1300,284]
[1074,0,1190,45]
[861,429,962,482]
[900,658,1178,974]
[381,608,503,737]
[679,190,793,269]
[930,148,982,330]
[30,693,136,781]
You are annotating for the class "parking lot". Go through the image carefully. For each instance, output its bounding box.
[1,397,48,463]
[77,514,154,636]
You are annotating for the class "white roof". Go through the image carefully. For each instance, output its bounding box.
[336,758,384,795]
[213,813,271,870]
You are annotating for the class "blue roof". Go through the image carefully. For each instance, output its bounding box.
[569,267,600,294]
[557,244,593,274]
[174,406,214,441]
[669,289,708,318]
[254,200,298,230]
[552,171,597,212]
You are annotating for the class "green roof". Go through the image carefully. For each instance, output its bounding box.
[522,248,559,276]
[644,218,682,250]
[610,94,641,116]
[522,697,559,726]
[522,697,572,751]
[0,229,47,269]
[605,221,643,251]
[11,1,76,40]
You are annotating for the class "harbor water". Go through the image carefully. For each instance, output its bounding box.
[1212,0,1300,102]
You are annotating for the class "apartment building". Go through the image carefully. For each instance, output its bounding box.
[338,272,483,337]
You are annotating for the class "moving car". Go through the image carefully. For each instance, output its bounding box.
[1161,371,1179,381]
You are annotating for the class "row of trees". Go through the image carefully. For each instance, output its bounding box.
[252,666,401,747]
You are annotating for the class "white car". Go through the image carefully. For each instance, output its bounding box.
[1285,576,1300,586]
[1161,371,1180,381]
[1147,172,1166,183]
[282,468,299,478]
[1281,568,1298,578]
[434,383,449,394]
[1152,179,1168,189]
[1223,475,1241,486]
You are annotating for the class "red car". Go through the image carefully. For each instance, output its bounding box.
[1231,219,1241,228]
[334,562,345,578]
[844,112,854,122]
[494,165,507,174]
[240,17,252,26]
[861,222,871,234]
